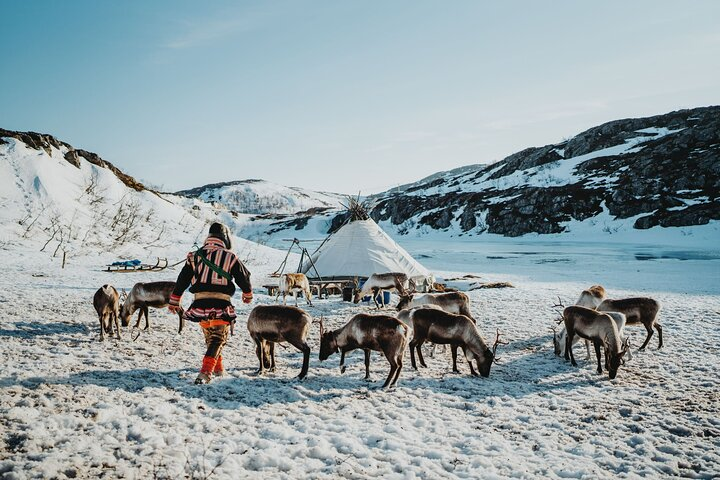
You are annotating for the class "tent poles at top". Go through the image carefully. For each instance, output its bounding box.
[272,238,302,277]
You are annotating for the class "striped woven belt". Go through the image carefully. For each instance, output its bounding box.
[194,292,232,302]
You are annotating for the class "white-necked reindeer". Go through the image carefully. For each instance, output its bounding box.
[353,273,414,309]
[247,305,312,379]
[275,273,313,306]
[408,308,505,377]
[563,305,629,379]
[552,286,608,358]
[319,314,408,388]
[93,284,120,341]
[120,281,185,333]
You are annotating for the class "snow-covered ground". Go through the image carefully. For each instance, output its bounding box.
[1,238,719,479]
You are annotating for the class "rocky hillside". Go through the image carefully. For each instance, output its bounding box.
[251,106,719,239]
[176,179,345,215]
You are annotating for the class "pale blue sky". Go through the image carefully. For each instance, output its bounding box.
[2,1,719,194]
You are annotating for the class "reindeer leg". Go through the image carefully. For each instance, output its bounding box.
[267,342,276,372]
[99,316,105,341]
[409,339,419,370]
[113,312,121,339]
[287,337,310,380]
[451,344,460,373]
[391,347,404,387]
[364,349,371,380]
[566,329,577,367]
[381,348,398,388]
[339,350,347,374]
[594,340,602,374]
[254,338,265,375]
[655,322,663,349]
[585,340,591,360]
[638,324,654,351]
[306,288,313,306]
[416,340,428,368]
[293,290,298,307]
[143,306,150,330]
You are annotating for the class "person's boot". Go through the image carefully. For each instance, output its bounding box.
[195,356,216,384]
[213,356,225,378]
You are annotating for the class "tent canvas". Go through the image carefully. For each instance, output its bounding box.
[300,219,433,284]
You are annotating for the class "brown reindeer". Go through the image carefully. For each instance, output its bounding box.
[120,281,184,333]
[408,308,504,377]
[563,305,629,379]
[93,284,120,341]
[276,273,313,306]
[246,305,312,380]
[319,314,408,388]
[598,297,662,350]
[397,291,473,320]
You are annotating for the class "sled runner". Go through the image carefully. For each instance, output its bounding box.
[104,257,169,273]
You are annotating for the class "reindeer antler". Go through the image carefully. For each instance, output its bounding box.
[551,295,566,323]
[491,328,509,363]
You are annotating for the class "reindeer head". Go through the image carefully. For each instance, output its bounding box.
[318,317,338,361]
[606,335,629,379]
[396,294,414,311]
[119,289,130,327]
[470,329,506,378]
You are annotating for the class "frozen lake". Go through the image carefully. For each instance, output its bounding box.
[399,239,720,296]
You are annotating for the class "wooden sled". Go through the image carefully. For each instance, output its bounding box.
[104,258,168,273]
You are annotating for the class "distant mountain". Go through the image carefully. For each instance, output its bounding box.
[243,106,719,242]
[176,179,345,215]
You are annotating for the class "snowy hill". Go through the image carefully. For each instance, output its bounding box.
[0,129,286,279]
[176,179,345,215]
[240,106,720,246]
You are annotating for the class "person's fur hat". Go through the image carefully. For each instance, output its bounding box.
[208,222,232,249]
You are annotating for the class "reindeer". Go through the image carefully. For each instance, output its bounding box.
[275,273,313,306]
[353,273,414,309]
[553,311,631,363]
[408,308,504,377]
[120,281,184,333]
[598,297,662,350]
[398,292,474,357]
[247,305,312,380]
[93,284,120,341]
[551,287,609,358]
[397,291,473,320]
[563,305,629,379]
[319,314,408,388]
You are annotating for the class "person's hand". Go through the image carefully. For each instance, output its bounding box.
[168,304,182,314]
[242,292,253,304]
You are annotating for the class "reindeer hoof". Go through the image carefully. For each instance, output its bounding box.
[340,366,347,374]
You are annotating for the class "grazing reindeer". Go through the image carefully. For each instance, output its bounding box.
[563,306,629,379]
[120,281,185,333]
[319,314,408,388]
[247,305,312,380]
[353,273,414,309]
[93,284,120,341]
[598,297,662,350]
[397,292,475,357]
[275,273,313,306]
[408,308,504,377]
[397,291,473,320]
[553,311,631,362]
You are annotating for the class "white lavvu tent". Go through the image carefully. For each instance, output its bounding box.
[301,218,433,285]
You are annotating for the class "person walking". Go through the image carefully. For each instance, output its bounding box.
[168,222,253,384]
